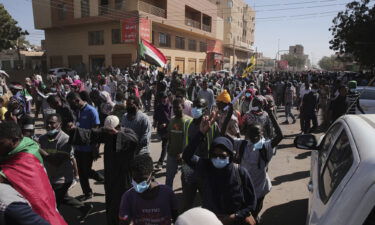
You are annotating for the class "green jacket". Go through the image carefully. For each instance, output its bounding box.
[167,115,192,156]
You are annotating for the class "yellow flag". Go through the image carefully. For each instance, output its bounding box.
[242,56,256,78]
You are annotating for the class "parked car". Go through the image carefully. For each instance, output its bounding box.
[48,68,76,78]
[294,114,375,225]
[357,86,375,114]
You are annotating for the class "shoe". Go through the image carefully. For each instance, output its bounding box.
[154,162,162,170]
[91,172,105,183]
[281,121,289,125]
[78,203,93,223]
[292,119,297,124]
[78,192,93,201]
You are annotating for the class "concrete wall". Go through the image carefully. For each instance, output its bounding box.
[32,0,52,29]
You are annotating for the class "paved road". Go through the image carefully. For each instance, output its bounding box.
[55,109,312,225]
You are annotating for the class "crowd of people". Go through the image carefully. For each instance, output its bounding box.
[0,67,372,225]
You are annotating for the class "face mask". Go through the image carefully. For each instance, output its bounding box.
[191,107,203,119]
[245,93,251,98]
[349,88,356,92]
[208,82,213,86]
[115,100,123,105]
[131,176,151,193]
[211,157,230,169]
[13,109,20,115]
[250,106,260,111]
[253,138,265,150]
[47,129,59,136]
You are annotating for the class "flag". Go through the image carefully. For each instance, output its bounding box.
[242,56,256,78]
[139,38,167,68]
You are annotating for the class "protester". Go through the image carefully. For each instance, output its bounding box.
[283,82,296,124]
[216,90,240,138]
[165,98,192,188]
[182,114,257,225]
[121,95,152,155]
[119,154,178,225]
[198,79,215,111]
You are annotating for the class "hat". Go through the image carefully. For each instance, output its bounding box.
[175,208,223,225]
[212,136,234,156]
[348,80,357,89]
[104,115,120,129]
[216,90,231,103]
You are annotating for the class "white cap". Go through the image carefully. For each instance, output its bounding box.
[104,115,120,129]
[175,208,223,225]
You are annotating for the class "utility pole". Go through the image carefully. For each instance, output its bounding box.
[233,38,236,71]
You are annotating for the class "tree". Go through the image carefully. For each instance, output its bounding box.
[329,0,375,69]
[0,4,28,51]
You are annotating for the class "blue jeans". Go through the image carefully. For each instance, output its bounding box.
[285,103,295,121]
[165,154,178,188]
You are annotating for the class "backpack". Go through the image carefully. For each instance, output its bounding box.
[235,140,270,169]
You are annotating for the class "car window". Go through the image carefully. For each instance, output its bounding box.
[319,130,354,204]
[48,69,55,73]
[359,89,375,100]
[319,123,342,167]
[58,69,64,72]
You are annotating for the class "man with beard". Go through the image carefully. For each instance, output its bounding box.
[121,95,152,155]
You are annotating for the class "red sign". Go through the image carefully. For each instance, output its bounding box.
[277,60,289,70]
[139,18,151,42]
[207,40,223,54]
[121,18,137,43]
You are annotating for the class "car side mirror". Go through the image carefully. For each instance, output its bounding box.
[294,134,318,150]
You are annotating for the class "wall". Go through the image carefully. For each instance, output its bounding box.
[32,0,52,29]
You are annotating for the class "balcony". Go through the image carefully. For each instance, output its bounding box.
[185,18,201,29]
[139,1,166,18]
[202,24,211,32]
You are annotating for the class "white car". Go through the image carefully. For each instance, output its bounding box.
[294,114,375,225]
[48,68,76,78]
[357,86,375,114]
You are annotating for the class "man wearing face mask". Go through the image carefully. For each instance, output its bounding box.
[181,98,220,212]
[39,114,93,222]
[119,154,178,225]
[242,96,273,139]
[182,115,257,225]
[198,79,215,112]
[216,90,240,138]
[240,89,254,115]
[121,95,152,155]
[233,107,283,223]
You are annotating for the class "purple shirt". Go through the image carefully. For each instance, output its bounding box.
[119,185,177,225]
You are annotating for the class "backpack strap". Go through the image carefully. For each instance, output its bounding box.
[235,140,247,164]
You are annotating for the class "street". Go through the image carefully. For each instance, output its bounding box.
[55,109,312,225]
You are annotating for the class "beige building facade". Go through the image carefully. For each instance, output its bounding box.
[32,0,229,74]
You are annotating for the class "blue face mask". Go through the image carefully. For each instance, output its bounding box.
[47,129,59,136]
[211,157,230,169]
[191,107,203,119]
[253,138,265,150]
[245,93,251,98]
[132,176,151,193]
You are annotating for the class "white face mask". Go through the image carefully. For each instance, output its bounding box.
[250,106,260,111]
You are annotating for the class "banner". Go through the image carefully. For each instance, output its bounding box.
[242,56,256,78]
[277,60,289,70]
[207,39,223,54]
[139,18,151,42]
[121,18,137,43]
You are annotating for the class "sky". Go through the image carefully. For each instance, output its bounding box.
[0,0,351,65]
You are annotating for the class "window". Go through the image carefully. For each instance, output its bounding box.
[188,39,197,51]
[152,31,155,44]
[112,29,121,44]
[88,31,104,45]
[81,0,89,17]
[199,41,207,52]
[159,33,171,47]
[359,89,375,100]
[175,36,185,49]
[227,16,232,23]
[99,0,109,15]
[227,0,233,8]
[319,123,342,167]
[115,0,123,9]
[58,3,66,20]
[320,130,354,203]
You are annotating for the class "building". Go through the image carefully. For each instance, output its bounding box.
[0,49,46,72]
[211,0,255,70]
[280,44,309,71]
[32,0,226,74]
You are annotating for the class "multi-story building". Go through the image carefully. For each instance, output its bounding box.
[211,0,255,70]
[32,0,225,74]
